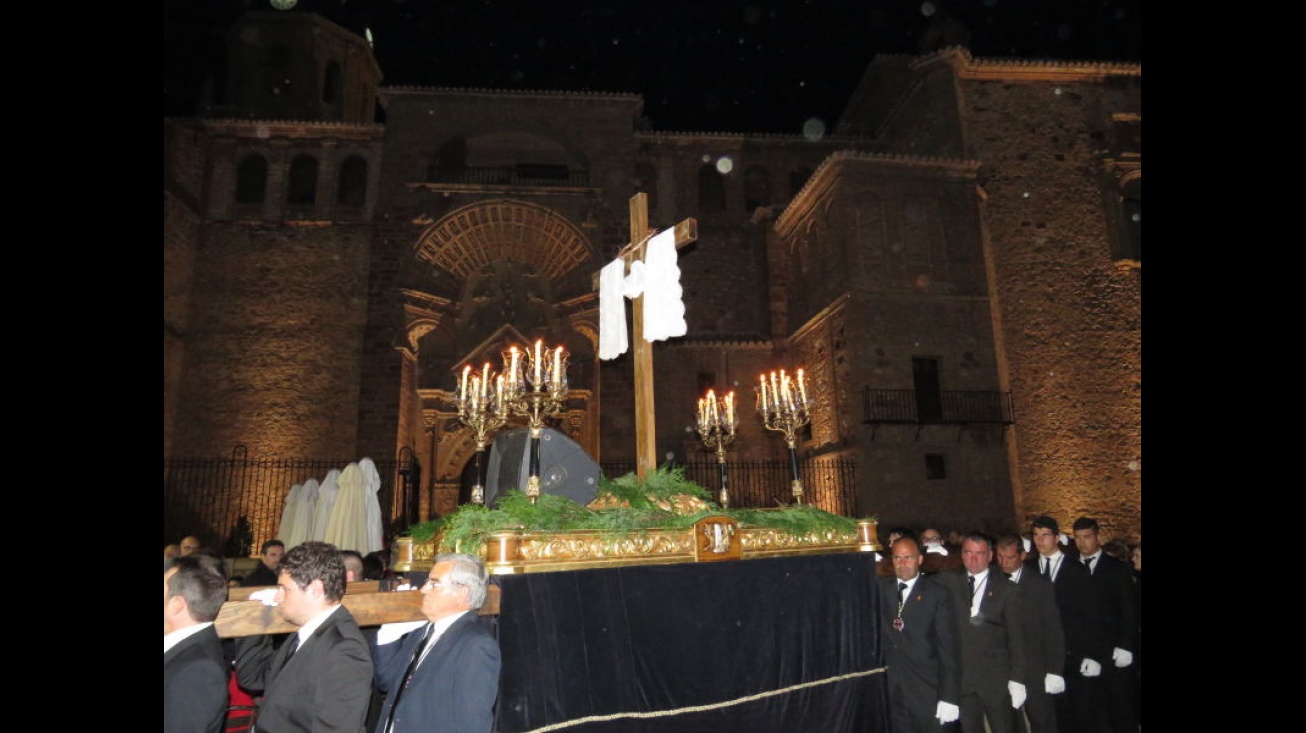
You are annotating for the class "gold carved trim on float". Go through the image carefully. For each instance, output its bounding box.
[392,518,879,575]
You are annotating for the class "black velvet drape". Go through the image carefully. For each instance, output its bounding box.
[494,552,889,733]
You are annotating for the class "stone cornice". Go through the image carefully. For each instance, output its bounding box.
[915,46,1141,82]
[378,85,643,107]
[182,117,385,141]
[776,150,980,234]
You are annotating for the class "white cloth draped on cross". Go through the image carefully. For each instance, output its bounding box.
[598,229,686,360]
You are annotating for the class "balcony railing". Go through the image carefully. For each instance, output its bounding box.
[861,389,1014,425]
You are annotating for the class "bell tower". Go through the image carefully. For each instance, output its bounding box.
[202,9,381,123]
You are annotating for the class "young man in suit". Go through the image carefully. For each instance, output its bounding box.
[995,533,1066,733]
[939,531,1027,733]
[372,553,502,733]
[879,535,962,733]
[1067,518,1138,733]
[234,541,374,733]
[165,554,231,733]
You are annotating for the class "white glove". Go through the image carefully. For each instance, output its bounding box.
[935,701,960,724]
[1008,681,1026,709]
[925,542,949,556]
[376,620,427,645]
[248,588,280,606]
[1112,647,1134,668]
[1021,536,1032,553]
[1079,658,1102,677]
[1044,673,1066,694]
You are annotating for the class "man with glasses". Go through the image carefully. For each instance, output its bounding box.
[372,553,502,733]
[234,541,374,732]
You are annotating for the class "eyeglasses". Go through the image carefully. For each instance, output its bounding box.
[421,577,456,591]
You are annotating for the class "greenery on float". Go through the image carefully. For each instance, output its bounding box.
[401,463,868,554]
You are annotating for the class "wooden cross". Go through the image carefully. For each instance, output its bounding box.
[618,193,697,478]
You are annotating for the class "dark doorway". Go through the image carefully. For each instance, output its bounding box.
[912,357,942,422]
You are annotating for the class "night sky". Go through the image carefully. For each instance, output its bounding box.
[165,0,1141,134]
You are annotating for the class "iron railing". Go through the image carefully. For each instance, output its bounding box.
[861,389,1014,424]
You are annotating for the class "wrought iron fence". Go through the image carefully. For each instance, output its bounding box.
[164,449,858,557]
[163,447,414,558]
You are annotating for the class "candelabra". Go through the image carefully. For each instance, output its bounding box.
[756,368,813,505]
[502,340,570,503]
[695,388,738,508]
[454,362,509,505]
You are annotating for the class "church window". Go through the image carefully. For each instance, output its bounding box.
[235,154,267,204]
[322,60,342,104]
[287,154,318,206]
[338,156,368,207]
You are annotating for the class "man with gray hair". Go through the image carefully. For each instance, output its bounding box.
[165,554,231,733]
[372,553,502,733]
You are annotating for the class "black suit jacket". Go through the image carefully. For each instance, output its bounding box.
[1011,568,1066,684]
[165,624,230,733]
[372,613,502,733]
[939,566,1026,700]
[235,605,374,733]
[242,561,280,587]
[879,574,961,724]
[1077,553,1137,663]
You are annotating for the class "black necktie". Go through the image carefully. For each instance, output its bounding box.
[385,623,434,732]
[968,574,976,599]
[1004,572,1012,579]
[897,581,907,607]
[274,633,300,676]
[1084,556,1094,574]
[1042,557,1050,576]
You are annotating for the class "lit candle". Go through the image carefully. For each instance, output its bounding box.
[470,375,480,411]
[554,345,563,386]
[496,374,505,413]
[797,368,808,404]
[781,373,793,410]
[759,374,769,411]
[706,389,717,425]
[460,365,471,404]
[534,340,543,386]
[508,347,519,388]
[770,371,780,410]
[725,391,735,426]
[482,362,491,403]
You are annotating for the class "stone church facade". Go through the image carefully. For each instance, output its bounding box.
[164,12,1140,543]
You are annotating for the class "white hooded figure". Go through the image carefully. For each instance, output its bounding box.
[285,478,319,548]
[307,469,340,542]
[276,483,303,548]
[324,462,371,555]
[359,457,385,555]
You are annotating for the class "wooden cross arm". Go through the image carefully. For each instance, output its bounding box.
[214,585,502,638]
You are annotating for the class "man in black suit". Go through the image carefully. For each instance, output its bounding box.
[939,531,1026,733]
[241,539,286,587]
[372,552,502,733]
[165,554,231,733]
[879,535,962,733]
[1066,518,1138,733]
[995,533,1066,733]
[235,541,374,733]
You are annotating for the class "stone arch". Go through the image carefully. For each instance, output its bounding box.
[414,199,593,285]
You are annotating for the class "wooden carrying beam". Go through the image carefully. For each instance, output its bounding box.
[214,584,501,638]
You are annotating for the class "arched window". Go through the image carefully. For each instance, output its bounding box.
[235,154,267,204]
[743,166,770,212]
[287,155,318,206]
[634,162,658,210]
[698,163,725,213]
[322,60,342,104]
[338,156,368,207]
